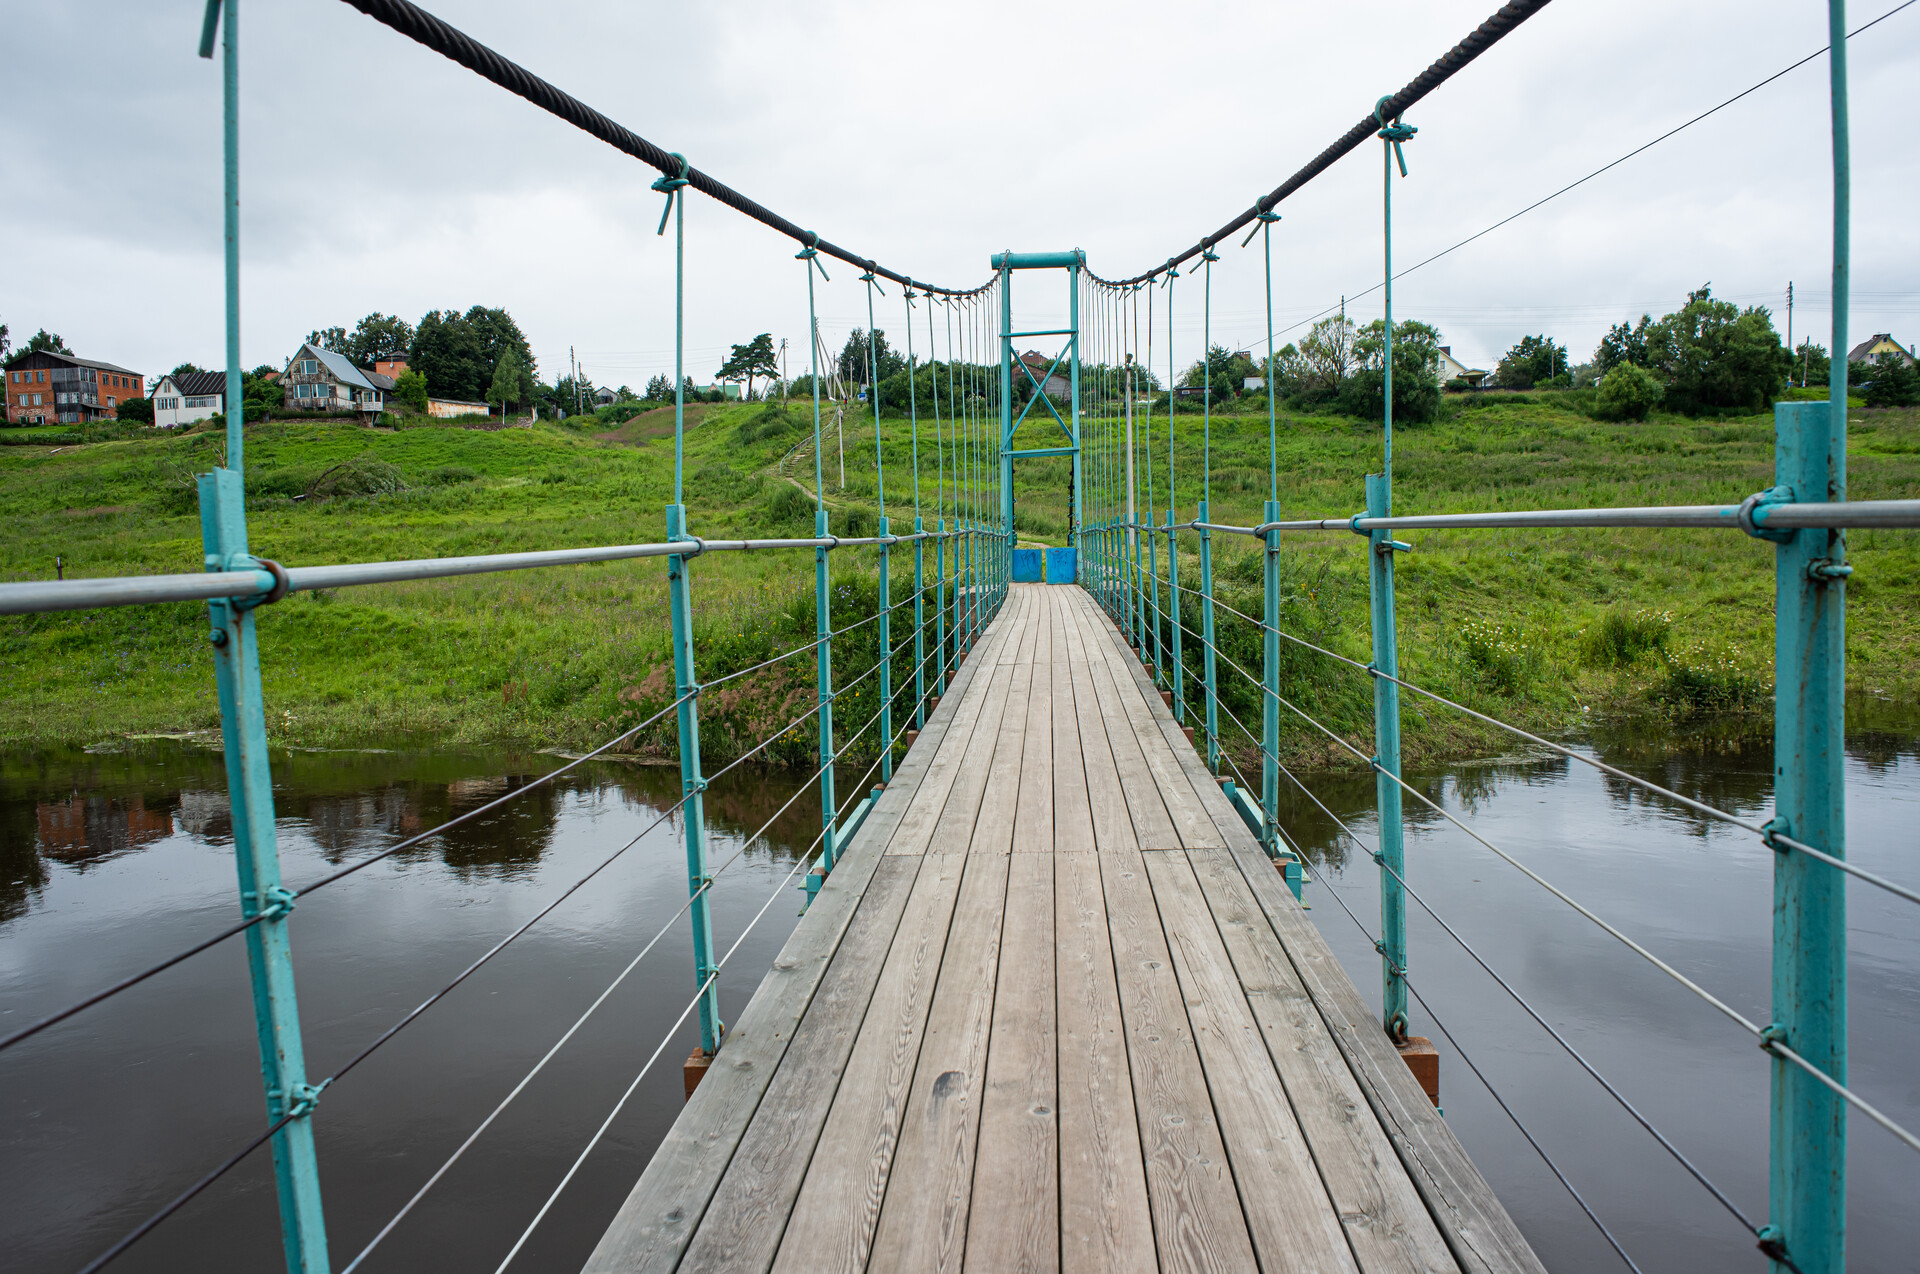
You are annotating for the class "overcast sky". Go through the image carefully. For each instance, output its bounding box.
[7,0,1918,388]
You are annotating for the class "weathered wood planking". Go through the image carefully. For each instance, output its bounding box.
[590,585,1540,1274]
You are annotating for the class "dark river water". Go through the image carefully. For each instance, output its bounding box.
[2,718,1915,1274]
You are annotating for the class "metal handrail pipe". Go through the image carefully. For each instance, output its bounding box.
[1127,498,1920,538]
[0,530,959,616]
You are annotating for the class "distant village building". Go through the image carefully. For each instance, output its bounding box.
[593,385,617,406]
[1438,345,1490,388]
[281,343,387,417]
[5,350,145,424]
[1847,333,1914,366]
[1017,350,1069,400]
[426,399,490,419]
[150,370,228,428]
[373,356,409,380]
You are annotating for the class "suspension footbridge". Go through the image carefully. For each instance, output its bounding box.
[4,0,1918,1272]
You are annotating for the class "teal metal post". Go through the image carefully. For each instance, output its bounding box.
[936,519,949,694]
[816,509,838,874]
[196,6,329,1269]
[200,476,331,1274]
[913,515,926,728]
[1262,500,1283,847]
[1198,499,1219,772]
[665,505,722,1056]
[1765,401,1849,1274]
[1365,474,1408,1040]
[1070,267,1084,564]
[1166,512,1184,723]
[1147,513,1163,685]
[1763,8,1850,1261]
[878,514,893,782]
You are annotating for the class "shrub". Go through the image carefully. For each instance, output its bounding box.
[1594,363,1663,422]
[425,464,479,486]
[1458,618,1541,697]
[1580,607,1671,667]
[393,369,429,413]
[1655,637,1768,715]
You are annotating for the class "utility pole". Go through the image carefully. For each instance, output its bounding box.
[780,337,789,405]
[1787,281,1796,384]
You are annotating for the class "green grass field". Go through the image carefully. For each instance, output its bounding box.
[1,390,1915,768]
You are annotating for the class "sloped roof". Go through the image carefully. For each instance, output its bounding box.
[1847,334,1912,363]
[292,344,378,391]
[4,350,140,376]
[173,371,228,397]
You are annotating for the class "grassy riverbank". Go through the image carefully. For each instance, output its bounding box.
[0,393,1915,767]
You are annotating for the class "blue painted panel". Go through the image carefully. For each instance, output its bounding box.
[1012,548,1044,582]
[1046,546,1077,584]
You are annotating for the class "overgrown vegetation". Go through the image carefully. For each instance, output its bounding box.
[0,390,1914,770]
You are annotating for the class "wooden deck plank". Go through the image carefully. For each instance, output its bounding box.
[1011,594,1055,854]
[1143,849,1360,1274]
[1055,848,1157,1274]
[969,611,1036,855]
[1049,592,1096,856]
[675,855,923,1274]
[580,617,977,1274]
[1187,847,1458,1274]
[887,594,1028,857]
[1085,609,1540,1274]
[1062,593,1139,854]
[593,584,1538,1274]
[1068,600,1182,851]
[1100,847,1260,1274]
[769,852,970,1274]
[963,852,1060,1273]
[1066,589,1224,849]
[865,851,1011,1272]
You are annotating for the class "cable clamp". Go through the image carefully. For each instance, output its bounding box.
[280,1078,329,1119]
[1755,1227,1791,1266]
[251,884,298,921]
[821,534,841,551]
[1760,816,1790,854]
[686,777,708,795]
[650,152,690,235]
[1758,1023,1789,1051]
[225,554,290,611]
[1807,558,1852,583]
[1348,512,1372,537]
[1374,538,1412,557]
[1737,485,1796,543]
[859,269,887,296]
[795,232,830,280]
[1374,97,1418,176]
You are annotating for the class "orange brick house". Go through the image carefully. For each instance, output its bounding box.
[5,350,145,424]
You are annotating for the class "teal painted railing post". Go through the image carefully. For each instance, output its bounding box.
[1167,513,1184,724]
[1764,400,1849,1274]
[877,514,893,783]
[1198,499,1219,772]
[814,508,838,881]
[913,515,926,729]
[1364,474,1408,1040]
[199,475,331,1274]
[197,5,329,1269]
[1763,15,1851,1254]
[1263,498,1300,898]
[935,518,948,695]
[665,504,722,1057]
[1147,507,1163,686]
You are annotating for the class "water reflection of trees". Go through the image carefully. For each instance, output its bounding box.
[1588,729,1774,836]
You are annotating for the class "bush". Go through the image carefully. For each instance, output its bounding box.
[1861,353,1920,408]
[425,464,479,486]
[735,404,800,445]
[1594,363,1663,422]
[393,369,429,413]
[1655,637,1768,716]
[1581,607,1671,667]
[116,396,154,425]
[1458,618,1541,697]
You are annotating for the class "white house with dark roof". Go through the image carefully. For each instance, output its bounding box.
[281,343,386,417]
[151,370,228,428]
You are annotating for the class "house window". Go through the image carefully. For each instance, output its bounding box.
[300,359,318,375]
